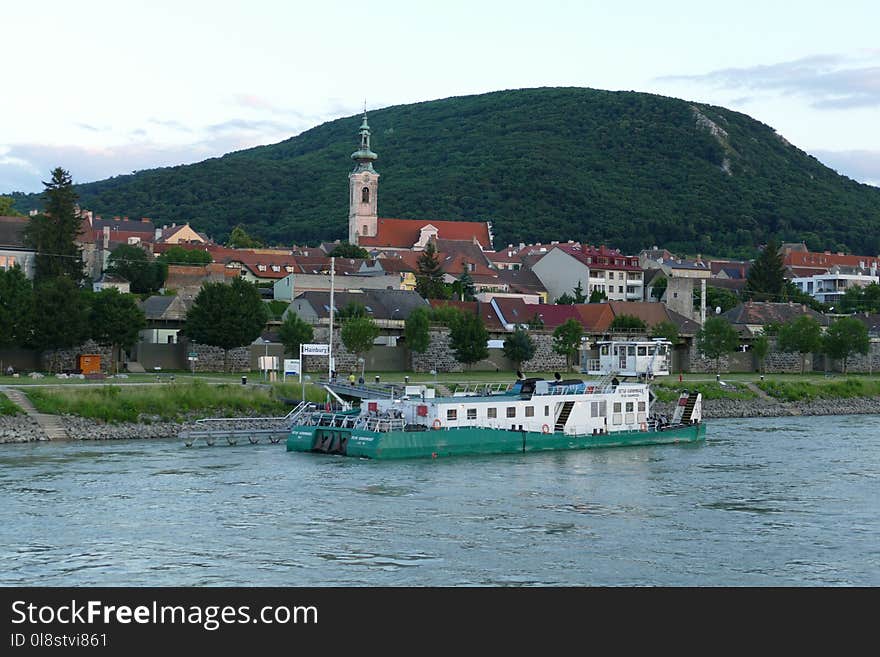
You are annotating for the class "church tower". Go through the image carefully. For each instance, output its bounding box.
[348,112,379,245]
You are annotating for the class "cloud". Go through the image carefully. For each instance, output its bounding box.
[658,53,880,109]
[0,126,302,194]
[809,149,880,187]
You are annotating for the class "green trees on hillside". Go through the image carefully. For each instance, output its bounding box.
[11,89,880,255]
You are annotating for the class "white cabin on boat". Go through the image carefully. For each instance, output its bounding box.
[585,339,671,377]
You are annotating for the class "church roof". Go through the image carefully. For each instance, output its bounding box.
[359,218,492,250]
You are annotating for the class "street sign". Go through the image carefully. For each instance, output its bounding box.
[301,343,330,356]
[187,352,198,361]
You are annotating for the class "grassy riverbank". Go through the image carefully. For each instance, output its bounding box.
[0,393,21,416]
[756,378,880,402]
[24,381,325,423]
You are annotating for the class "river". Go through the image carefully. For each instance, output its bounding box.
[1,414,877,586]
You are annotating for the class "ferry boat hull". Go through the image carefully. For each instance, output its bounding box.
[287,421,706,460]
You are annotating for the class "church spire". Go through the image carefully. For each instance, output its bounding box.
[351,110,378,173]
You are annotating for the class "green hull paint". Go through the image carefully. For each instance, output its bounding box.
[287,423,706,460]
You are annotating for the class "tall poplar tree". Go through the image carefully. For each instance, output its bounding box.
[25,168,85,283]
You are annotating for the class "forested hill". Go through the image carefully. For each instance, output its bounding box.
[11,87,880,256]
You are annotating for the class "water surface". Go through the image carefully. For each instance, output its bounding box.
[1,415,877,586]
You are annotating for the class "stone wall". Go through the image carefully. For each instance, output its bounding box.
[818,340,880,374]
[687,338,811,374]
[411,329,569,373]
[40,340,115,373]
[188,343,250,372]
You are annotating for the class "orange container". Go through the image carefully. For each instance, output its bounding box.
[78,354,101,374]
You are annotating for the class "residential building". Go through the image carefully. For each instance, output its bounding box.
[92,273,131,294]
[719,302,829,337]
[531,244,643,303]
[791,266,879,306]
[285,289,428,327]
[0,215,36,279]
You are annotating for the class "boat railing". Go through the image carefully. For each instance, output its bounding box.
[193,400,313,427]
[452,382,512,396]
[298,411,406,433]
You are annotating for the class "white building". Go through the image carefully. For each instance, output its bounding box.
[792,266,879,305]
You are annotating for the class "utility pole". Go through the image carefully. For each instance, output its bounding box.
[328,256,335,382]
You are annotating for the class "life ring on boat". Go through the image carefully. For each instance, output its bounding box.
[640,422,647,432]
[541,424,550,434]
[432,419,442,429]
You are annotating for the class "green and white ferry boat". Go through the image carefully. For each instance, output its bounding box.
[287,339,705,460]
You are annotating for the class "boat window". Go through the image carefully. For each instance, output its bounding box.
[638,401,646,412]
[466,408,477,420]
[600,345,609,356]
[525,406,534,417]
[637,346,647,356]
[446,409,457,421]
[613,402,621,413]
[591,401,607,417]
[627,346,636,356]
[544,405,550,416]
[625,402,634,413]
[506,407,516,418]
[487,408,497,419]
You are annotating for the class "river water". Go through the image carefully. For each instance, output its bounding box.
[1,414,877,586]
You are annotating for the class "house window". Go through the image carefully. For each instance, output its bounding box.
[362,225,368,235]
[257,264,267,272]
[487,408,497,419]
[271,265,281,272]
[506,407,516,418]
[285,266,293,273]
[446,409,457,421]
[362,187,370,203]
[525,406,534,417]
[466,408,477,420]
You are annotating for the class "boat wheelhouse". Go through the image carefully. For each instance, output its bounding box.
[585,338,671,378]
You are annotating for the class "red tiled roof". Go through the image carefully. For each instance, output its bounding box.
[574,304,615,332]
[785,251,880,270]
[359,218,492,249]
[555,244,641,271]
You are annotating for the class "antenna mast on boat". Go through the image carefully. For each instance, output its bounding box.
[328,256,335,382]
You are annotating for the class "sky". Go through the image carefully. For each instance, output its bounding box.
[2,0,880,193]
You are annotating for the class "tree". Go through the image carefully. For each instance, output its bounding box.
[227,224,263,248]
[404,307,430,355]
[336,301,367,320]
[430,304,463,327]
[449,312,489,368]
[555,292,576,305]
[278,312,314,357]
[651,320,679,345]
[744,238,785,301]
[552,318,583,369]
[527,313,545,329]
[340,316,380,362]
[839,283,880,314]
[453,267,476,302]
[609,314,647,331]
[0,196,24,216]
[415,241,448,300]
[328,242,369,259]
[650,276,667,301]
[572,280,587,303]
[822,317,869,374]
[183,278,269,371]
[776,315,823,374]
[90,288,146,373]
[697,317,739,374]
[31,278,91,372]
[0,266,34,348]
[25,168,84,283]
[157,246,212,266]
[588,288,607,303]
[107,244,166,294]
[695,285,740,314]
[503,327,535,370]
[752,333,770,374]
